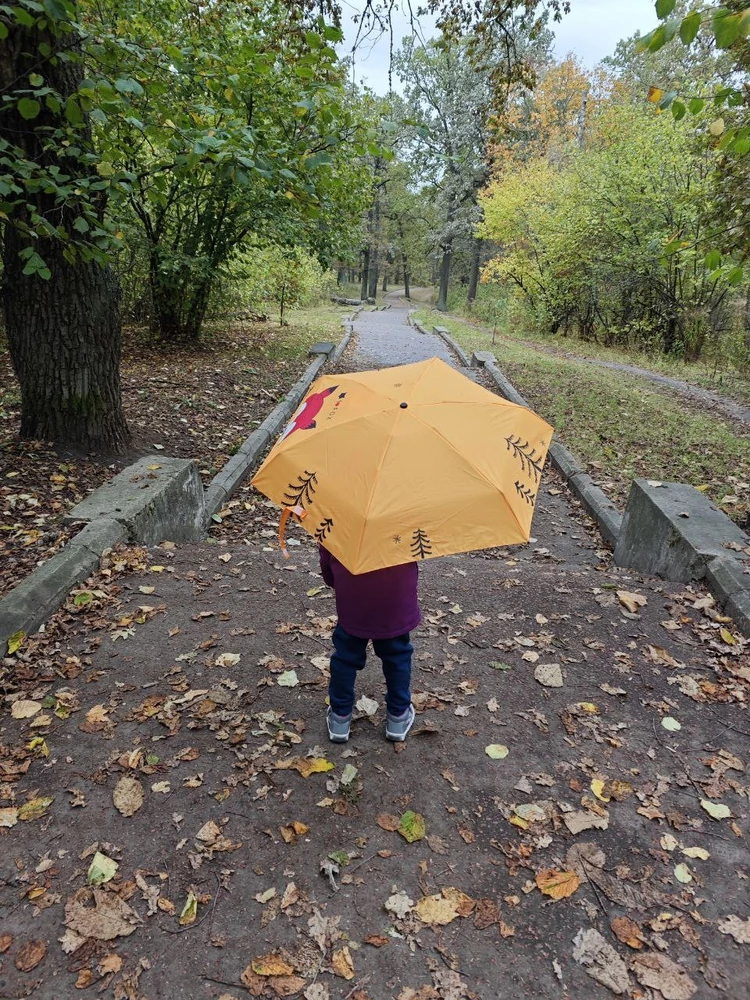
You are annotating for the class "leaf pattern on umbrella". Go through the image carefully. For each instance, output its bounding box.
[410,529,432,559]
[283,471,318,507]
[314,518,334,543]
[505,435,544,483]
[515,481,536,505]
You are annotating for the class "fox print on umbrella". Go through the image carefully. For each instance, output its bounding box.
[280,386,339,441]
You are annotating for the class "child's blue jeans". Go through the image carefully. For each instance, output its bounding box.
[329,624,412,718]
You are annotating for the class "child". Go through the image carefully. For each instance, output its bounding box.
[319,546,420,743]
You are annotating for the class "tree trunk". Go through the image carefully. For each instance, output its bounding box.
[467,237,482,307]
[360,248,370,301]
[436,239,453,312]
[367,249,379,300]
[0,9,129,450]
[4,232,128,450]
[744,285,750,352]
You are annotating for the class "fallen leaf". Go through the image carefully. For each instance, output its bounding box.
[0,807,18,828]
[356,695,378,716]
[151,781,171,794]
[376,813,400,832]
[616,590,647,613]
[252,954,295,977]
[87,852,118,886]
[718,915,750,944]
[534,663,563,688]
[276,757,334,778]
[398,810,426,843]
[18,796,53,822]
[590,779,610,802]
[535,869,580,900]
[179,890,198,926]
[11,700,42,719]
[113,776,144,817]
[277,670,299,687]
[0,935,12,953]
[610,916,644,950]
[674,863,692,884]
[564,810,609,834]
[485,744,509,759]
[365,934,389,947]
[15,940,46,972]
[64,888,139,940]
[99,953,123,976]
[662,717,682,732]
[572,927,631,995]
[701,800,731,820]
[414,894,460,925]
[331,946,354,980]
[215,653,241,667]
[384,891,414,918]
[631,952,697,999]
[681,846,709,860]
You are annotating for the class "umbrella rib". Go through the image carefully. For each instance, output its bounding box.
[353,411,398,570]
[406,409,531,540]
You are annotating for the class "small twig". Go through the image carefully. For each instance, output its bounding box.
[577,851,609,921]
[345,852,379,877]
[343,976,371,1000]
[202,974,247,990]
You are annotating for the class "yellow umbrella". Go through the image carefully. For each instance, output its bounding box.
[251,357,553,573]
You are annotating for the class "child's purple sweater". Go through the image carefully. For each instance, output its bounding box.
[319,547,421,640]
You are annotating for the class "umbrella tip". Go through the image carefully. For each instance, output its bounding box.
[400,402,408,409]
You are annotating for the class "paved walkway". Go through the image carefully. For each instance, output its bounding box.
[346,293,456,369]
[2,308,749,1000]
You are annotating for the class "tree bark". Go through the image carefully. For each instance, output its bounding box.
[0,10,129,450]
[360,247,370,301]
[436,239,453,312]
[467,237,482,307]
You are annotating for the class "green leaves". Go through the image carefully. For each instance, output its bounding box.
[679,10,701,45]
[17,98,41,120]
[654,0,676,18]
[712,9,744,49]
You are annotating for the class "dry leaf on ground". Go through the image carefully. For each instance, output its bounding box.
[414,894,460,926]
[251,954,295,977]
[534,663,563,687]
[275,757,334,778]
[398,810,425,843]
[610,916,645,950]
[331,946,354,980]
[616,590,647,613]
[14,940,47,972]
[718,915,750,944]
[64,888,139,941]
[536,870,580,900]
[631,952,697,1000]
[572,928,631,995]
[11,700,42,719]
[385,891,414,918]
[113,776,144,817]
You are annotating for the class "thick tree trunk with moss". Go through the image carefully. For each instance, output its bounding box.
[0,13,129,450]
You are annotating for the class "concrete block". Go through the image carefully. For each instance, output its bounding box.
[725,590,750,634]
[72,517,129,556]
[65,455,206,545]
[614,479,749,582]
[209,452,255,498]
[483,362,530,408]
[705,555,749,600]
[568,472,623,548]
[432,326,471,367]
[308,342,335,357]
[0,541,100,648]
[204,483,229,518]
[472,351,496,367]
[548,440,582,482]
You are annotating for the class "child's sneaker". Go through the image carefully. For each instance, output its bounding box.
[385,704,415,742]
[327,708,352,743]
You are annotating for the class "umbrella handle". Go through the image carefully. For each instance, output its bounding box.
[279,505,307,558]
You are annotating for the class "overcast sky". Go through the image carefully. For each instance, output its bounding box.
[342,0,660,93]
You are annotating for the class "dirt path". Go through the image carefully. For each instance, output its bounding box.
[1,309,749,1000]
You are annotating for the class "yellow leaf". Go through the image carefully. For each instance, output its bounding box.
[536,869,581,900]
[709,118,725,137]
[251,953,295,977]
[6,631,24,655]
[11,700,42,719]
[590,779,610,802]
[648,86,663,103]
[331,946,354,980]
[674,863,693,884]
[510,815,529,830]
[720,627,737,645]
[275,757,334,778]
[179,890,197,926]
[701,799,731,820]
[616,590,647,613]
[578,703,599,714]
[18,796,53,821]
[27,737,49,757]
[485,744,509,759]
[414,894,460,925]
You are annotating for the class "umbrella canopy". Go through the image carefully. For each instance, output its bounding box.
[251,357,553,574]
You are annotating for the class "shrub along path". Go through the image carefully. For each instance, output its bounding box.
[1,297,749,1000]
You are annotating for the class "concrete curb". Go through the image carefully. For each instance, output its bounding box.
[432,325,472,367]
[0,320,354,652]
[469,351,625,547]
[203,320,354,519]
